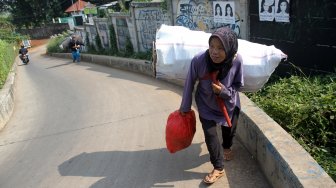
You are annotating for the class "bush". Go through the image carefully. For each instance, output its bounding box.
[46,35,68,53]
[0,40,16,89]
[246,73,336,181]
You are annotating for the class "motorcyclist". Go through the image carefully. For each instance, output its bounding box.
[19,44,29,64]
[68,35,84,63]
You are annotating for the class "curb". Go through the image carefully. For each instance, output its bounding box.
[0,58,17,130]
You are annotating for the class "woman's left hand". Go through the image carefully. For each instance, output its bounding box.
[212,82,223,95]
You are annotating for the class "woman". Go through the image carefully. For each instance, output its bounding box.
[179,27,243,184]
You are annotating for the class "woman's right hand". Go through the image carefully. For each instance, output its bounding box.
[179,110,187,116]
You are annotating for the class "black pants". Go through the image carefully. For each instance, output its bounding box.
[199,107,240,170]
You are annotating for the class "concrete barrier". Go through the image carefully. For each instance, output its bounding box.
[0,59,17,130]
[238,94,335,188]
[2,52,335,187]
[49,53,154,77]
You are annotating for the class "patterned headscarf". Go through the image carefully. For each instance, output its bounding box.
[206,27,238,80]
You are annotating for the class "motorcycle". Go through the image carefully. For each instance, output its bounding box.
[21,53,29,64]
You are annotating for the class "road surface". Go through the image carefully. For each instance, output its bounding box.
[0,45,270,188]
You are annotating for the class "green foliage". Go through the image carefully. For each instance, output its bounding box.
[109,25,118,55]
[95,35,103,52]
[160,0,168,11]
[0,40,15,89]
[8,0,64,28]
[246,74,336,181]
[98,9,107,18]
[0,16,28,44]
[85,32,98,54]
[125,36,134,54]
[133,50,152,60]
[46,35,68,53]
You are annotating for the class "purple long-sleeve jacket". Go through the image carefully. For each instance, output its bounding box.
[180,50,244,125]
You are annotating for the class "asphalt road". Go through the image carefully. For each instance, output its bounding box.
[0,46,270,188]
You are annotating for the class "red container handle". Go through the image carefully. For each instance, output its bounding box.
[210,71,232,127]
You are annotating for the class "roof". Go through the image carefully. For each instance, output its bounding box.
[65,0,93,13]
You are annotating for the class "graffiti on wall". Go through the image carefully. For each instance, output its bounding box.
[175,0,241,37]
[96,23,109,48]
[136,8,170,51]
[116,18,130,51]
[84,25,97,49]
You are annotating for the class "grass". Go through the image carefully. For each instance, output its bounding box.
[0,40,16,89]
[245,73,336,181]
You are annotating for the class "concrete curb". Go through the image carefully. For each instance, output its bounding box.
[238,94,335,188]
[2,52,335,187]
[49,53,154,77]
[0,58,17,130]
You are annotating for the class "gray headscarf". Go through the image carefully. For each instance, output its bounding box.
[207,27,238,80]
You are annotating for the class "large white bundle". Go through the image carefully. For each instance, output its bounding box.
[155,24,287,92]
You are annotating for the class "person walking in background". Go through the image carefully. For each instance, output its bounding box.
[68,35,84,63]
[179,27,243,184]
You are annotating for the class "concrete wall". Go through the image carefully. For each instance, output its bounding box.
[80,0,249,54]
[0,59,17,130]
[131,2,171,52]
[171,0,248,39]
[238,94,335,188]
[17,23,70,39]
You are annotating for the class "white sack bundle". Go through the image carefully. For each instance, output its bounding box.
[155,24,287,92]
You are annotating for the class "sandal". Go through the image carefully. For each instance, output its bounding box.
[224,149,233,161]
[203,169,225,184]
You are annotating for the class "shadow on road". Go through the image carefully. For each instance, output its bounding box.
[58,143,211,187]
[45,62,73,69]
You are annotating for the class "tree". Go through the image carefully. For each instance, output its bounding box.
[8,0,65,28]
[0,0,12,12]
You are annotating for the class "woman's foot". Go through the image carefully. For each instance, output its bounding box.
[224,149,233,161]
[203,168,225,184]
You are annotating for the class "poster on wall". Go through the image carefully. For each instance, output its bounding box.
[259,0,275,21]
[275,0,290,22]
[213,1,235,24]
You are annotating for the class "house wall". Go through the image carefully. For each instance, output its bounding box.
[17,23,69,39]
[94,18,110,49]
[171,0,248,39]
[80,0,334,73]
[131,2,171,52]
[82,0,248,53]
[110,13,134,51]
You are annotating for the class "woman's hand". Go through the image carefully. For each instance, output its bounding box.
[212,82,223,95]
[179,110,187,116]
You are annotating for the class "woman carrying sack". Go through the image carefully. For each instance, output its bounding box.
[179,27,243,184]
